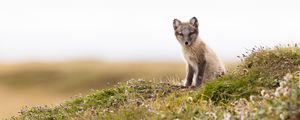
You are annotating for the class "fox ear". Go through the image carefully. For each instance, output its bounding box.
[189,17,198,28]
[173,19,181,30]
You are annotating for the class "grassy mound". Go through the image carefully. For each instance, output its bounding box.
[196,45,300,104]
[12,45,300,120]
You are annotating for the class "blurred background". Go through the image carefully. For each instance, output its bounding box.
[0,0,300,118]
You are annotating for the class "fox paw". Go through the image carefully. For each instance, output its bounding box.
[182,79,192,87]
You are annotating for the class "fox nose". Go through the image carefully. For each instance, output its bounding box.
[184,42,188,45]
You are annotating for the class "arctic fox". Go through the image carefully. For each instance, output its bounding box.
[173,17,226,87]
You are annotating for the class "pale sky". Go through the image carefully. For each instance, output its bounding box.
[0,0,299,63]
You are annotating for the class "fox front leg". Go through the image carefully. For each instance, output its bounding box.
[195,60,207,87]
[184,64,194,86]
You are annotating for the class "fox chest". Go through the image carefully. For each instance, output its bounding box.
[183,51,203,67]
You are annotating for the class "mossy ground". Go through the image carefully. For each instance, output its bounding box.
[12,44,300,120]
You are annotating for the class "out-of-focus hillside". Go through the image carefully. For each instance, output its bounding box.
[0,61,186,93]
[0,61,186,118]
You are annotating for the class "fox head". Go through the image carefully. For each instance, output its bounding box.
[173,17,199,47]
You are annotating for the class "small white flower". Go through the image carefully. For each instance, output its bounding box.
[268,106,273,111]
[280,113,284,120]
[206,112,217,120]
[264,94,270,98]
[223,112,231,120]
[249,95,255,103]
[261,90,266,96]
[193,117,201,120]
[187,97,193,103]
[274,87,282,97]
[240,98,248,105]
[212,112,217,119]
[177,106,184,113]
[283,73,293,81]
[279,81,287,87]
[282,87,289,96]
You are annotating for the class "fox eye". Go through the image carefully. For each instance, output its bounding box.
[189,31,196,35]
[177,32,183,36]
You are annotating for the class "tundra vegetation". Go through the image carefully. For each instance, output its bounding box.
[12,44,300,120]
